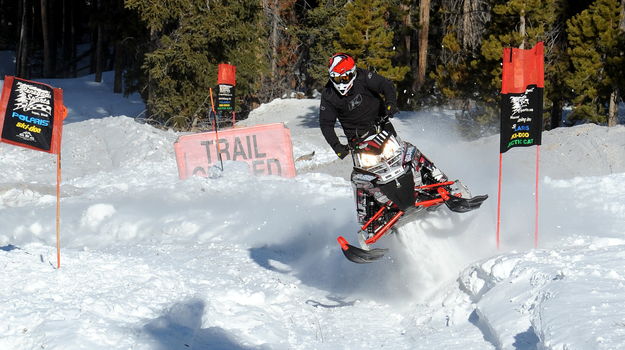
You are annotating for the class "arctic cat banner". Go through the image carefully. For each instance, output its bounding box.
[500,42,544,153]
[216,84,235,111]
[216,64,236,111]
[0,76,66,154]
[174,123,296,178]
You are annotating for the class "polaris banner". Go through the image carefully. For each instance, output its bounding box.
[500,42,544,153]
[174,123,296,178]
[0,76,66,154]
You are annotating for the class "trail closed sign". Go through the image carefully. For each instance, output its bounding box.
[174,123,296,179]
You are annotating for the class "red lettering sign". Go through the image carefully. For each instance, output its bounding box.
[174,123,296,179]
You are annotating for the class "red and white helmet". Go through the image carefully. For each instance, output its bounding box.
[328,53,357,95]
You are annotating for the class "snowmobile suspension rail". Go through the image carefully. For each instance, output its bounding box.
[364,210,404,245]
[415,180,455,190]
[360,203,389,232]
[359,184,457,246]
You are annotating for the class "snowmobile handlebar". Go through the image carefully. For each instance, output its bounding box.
[347,116,394,148]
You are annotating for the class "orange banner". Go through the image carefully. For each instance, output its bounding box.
[174,123,296,179]
[501,42,544,94]
[217,63,236,86]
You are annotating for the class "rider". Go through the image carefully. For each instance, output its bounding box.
[318,53,446,185]
[319,53,399,159]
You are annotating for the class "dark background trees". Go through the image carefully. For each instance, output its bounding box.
[0,0,623,130]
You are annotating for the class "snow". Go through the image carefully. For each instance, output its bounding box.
[1,71,625,350]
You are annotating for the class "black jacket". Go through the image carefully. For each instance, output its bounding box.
[319,68,398,150]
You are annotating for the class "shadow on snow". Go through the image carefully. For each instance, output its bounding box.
[142,299,262,350]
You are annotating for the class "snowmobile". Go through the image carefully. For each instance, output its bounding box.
[337,117,488,263]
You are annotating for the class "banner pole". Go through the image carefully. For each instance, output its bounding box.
[534,145,540,248]
[496,153,503,249]
[56,151,61,268]
[209,88,224,171]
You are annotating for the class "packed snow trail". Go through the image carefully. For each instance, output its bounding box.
[1,87,625,349]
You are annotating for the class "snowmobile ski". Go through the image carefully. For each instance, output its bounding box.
[337,236,388,263]
[444,194,488,213]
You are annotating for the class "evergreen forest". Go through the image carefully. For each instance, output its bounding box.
[1,0,624,130]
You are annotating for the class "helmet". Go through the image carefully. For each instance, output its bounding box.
[328,53,357,95]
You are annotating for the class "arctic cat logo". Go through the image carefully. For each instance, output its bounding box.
[16,131,35,142]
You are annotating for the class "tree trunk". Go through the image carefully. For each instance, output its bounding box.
[414,0,430,92]
[519,9,526,49]
[40,0,51,77]
[271,0,279,95]
[610,0,625,126]
[95,23,103,82]
[113,41,123,93]
[16,0,30,78]
[69,0,76,77]
[400,3,412,67]
[608,90,618,126]
[94,0,104,83]
[262,0,280,99]
[549,98,561,130]
[620,0,625,30]
[61,0,70,76]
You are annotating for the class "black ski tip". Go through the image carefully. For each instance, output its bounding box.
[337,236,388,263]
[445,194,489,213]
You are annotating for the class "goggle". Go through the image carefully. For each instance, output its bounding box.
[330,71,355,84]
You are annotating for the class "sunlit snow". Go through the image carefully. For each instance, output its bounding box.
[1,72,625,349]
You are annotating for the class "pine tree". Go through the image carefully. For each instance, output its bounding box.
[439,0,564,129]
[125,0,267,129]
[565,0,623,124]
[261,0,301,100]
[433,0,491,102]
[298,0,348,91]
[482,0,564,97]
[335,0,409,83]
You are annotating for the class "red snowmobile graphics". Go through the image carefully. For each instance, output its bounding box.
[337,120,488,263]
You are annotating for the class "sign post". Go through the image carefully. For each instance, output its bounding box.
[497,42,544,249]
[0,76,67,268]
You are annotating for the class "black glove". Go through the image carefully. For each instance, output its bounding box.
[385,103,399,118]
[332,143,350,159]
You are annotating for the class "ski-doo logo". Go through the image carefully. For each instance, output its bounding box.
[348,94,362,111]
[16,121,42,134]
[16,131,35,142]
